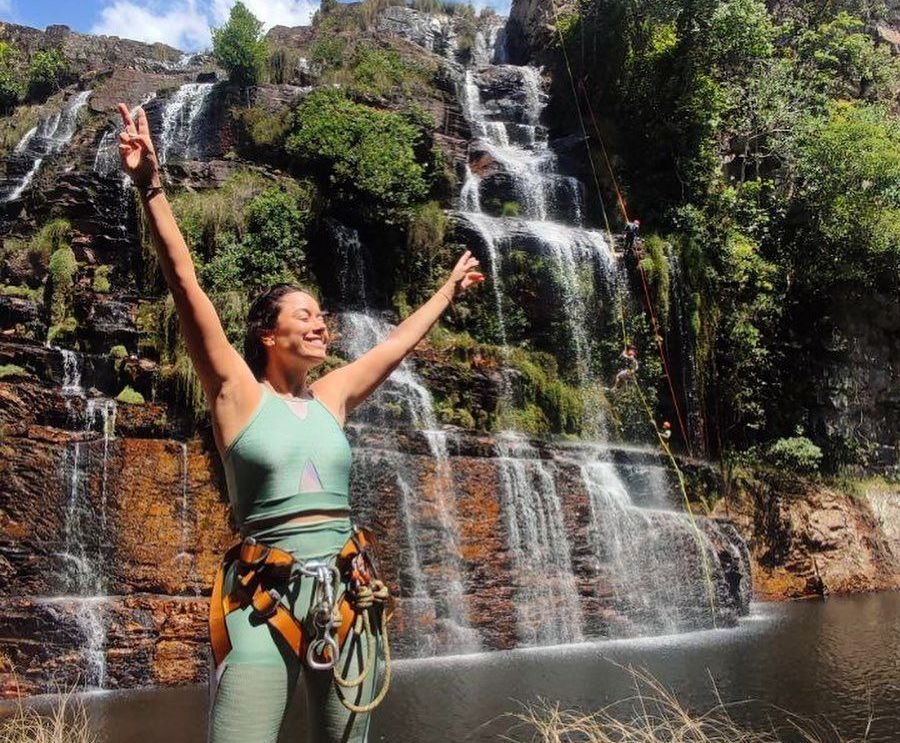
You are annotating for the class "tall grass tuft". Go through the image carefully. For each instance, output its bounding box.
[503,666,870,743]
[0,689,97,743]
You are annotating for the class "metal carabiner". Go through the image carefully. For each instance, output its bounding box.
[306,634,339,670]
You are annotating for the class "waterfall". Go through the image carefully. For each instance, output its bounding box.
[338,310,481,654]
[455,63,615,436]
[328,221,479,653]
[496,433,584,646]
[1,90,92,203]
[48,346,119,688]
[158,82,214,164]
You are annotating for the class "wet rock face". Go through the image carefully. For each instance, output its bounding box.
[808,292,900,470]
[0,410,753,695]
[714,474,900,600]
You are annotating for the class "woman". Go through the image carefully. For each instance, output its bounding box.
[116,103,483,742]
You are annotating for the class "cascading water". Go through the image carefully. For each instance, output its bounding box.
[53,394,117,688]
[158,82,214,165]
[1,90,92,203]
[454,62,614,437]
[446,19,735,640]
[496,433,584,645]
[329,220,480,654]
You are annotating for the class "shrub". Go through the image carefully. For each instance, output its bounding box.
[286,89,430,219]
[46,245,77,330]
[0,42,23,113]
[26,50,67,101]
[233,106,291,153]
[212,2,267,86]
[31,218,72,262]
[766,435,823,474]
[309,36,347,70]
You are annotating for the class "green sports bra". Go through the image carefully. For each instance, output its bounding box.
[223,385,352,533]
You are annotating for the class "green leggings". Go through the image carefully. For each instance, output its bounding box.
[208,519,383,743]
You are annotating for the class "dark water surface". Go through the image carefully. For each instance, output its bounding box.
[13,593,900,742]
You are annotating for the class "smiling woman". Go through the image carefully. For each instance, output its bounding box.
[114,96,483,742]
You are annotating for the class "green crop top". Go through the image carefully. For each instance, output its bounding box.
[223,385,352,533]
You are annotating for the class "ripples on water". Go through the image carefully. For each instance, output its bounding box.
[6,594,899,743]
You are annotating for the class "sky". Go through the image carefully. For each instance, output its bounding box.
[0,0,512,52]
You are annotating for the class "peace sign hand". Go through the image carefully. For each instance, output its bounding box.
[446,250,485,298]
[116,103,160,189]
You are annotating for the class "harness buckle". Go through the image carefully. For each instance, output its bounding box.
[253,588,282,620]
[240,536,271,569]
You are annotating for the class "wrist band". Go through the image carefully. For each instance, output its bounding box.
[140,184,164,200]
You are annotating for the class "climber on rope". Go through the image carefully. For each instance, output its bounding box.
[614,345,639,388]
[116,101,484,743]
[624,218,640,252]
[659,420,672,442]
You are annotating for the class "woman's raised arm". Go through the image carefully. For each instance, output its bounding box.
[311,251,483,422]
[117,104,259,450]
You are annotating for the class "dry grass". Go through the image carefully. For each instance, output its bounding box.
[0,689,97,743]
[502,666,871,743]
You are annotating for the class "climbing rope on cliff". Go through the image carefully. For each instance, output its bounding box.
[548,0,718,625]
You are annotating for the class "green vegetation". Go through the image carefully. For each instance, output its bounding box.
[169,171,315,294]
[212,1,267,86]
[286,89,431,220]
[46,245,77,341]
[92,264,111,293]
[116,385,145,404]
[0,42,24,113]
[26,50,68,102]
[552,0,899,463]
[766,434,823,474]
[109,345,128,362]
[0,363,29,379]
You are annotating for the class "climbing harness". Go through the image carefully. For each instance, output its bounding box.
[208,525,393,713]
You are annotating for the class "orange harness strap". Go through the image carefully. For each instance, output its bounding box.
[208,528,385,669]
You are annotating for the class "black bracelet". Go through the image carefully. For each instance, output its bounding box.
[139,184,164,200]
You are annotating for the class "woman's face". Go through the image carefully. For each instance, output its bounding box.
[266,291,330,369]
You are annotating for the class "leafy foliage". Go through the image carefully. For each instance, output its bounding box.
[766,435,823,474]
[285,89,430,220]
[0,42,24,113]
[552,0,899,461]
[26,50,67,102]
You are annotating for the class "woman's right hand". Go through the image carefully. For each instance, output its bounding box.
[116,103,160,189]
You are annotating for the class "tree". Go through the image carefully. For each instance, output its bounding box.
[787,102,900,291]
[212,2,267,87]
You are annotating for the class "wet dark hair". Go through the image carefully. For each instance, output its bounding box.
[243,283,316,379]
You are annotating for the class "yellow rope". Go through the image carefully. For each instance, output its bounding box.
[549,0,719,626]
[333,608,392,714]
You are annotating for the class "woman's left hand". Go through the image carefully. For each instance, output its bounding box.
[446,250,485,298]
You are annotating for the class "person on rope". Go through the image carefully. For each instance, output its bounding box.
[622,219,640,273]
[624,218,640,252]
[116,102,484,743]
[614,345,639,388]
[659,420,672,442]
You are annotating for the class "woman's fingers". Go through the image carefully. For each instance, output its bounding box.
[117,102,138,135]
[135,106,149,135]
